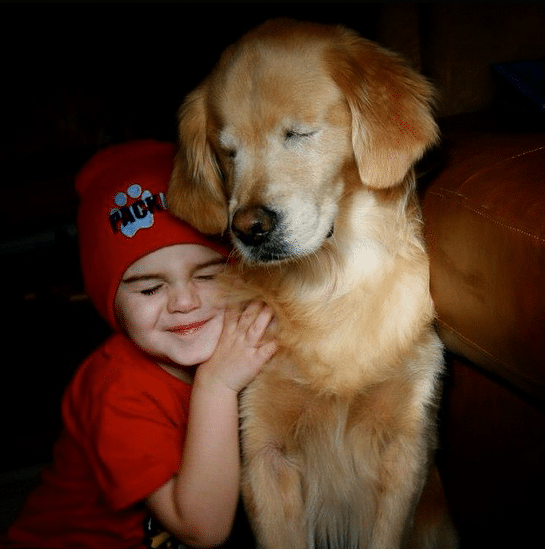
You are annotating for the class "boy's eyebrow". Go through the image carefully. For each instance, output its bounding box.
[121,273,165,284]
[121,258,226,284]
[192,258,227,274]
[196,258,226,269]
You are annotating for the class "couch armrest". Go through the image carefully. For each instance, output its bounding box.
[421,121,545,402]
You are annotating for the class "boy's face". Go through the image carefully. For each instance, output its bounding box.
[114,244,227,379]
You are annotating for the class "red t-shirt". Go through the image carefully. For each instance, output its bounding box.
[3,333,192,548]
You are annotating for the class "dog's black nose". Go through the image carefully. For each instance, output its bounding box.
[231,206,278,246]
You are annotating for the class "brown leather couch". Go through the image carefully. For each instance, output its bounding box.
[420,114,545,548]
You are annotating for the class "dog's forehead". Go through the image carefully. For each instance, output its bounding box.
[212,40,344,135]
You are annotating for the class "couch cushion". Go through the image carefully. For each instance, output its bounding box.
[421,127,545,401]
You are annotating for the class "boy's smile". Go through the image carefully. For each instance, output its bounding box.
[114,244,227,381]
[167,318,211,336]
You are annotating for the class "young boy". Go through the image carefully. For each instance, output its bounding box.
[2,141,277,549]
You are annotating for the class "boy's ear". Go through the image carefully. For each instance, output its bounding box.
[167,85,229,235]
[327,32,439,189]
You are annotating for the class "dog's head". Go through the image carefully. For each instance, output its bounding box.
[168,19,438,264]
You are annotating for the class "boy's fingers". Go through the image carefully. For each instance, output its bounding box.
[221,302,245,334]
[248,305,275,341]
[237,301,263,326]
[237,302,274,342]
[258,340,278,362]
[222,301,275,346]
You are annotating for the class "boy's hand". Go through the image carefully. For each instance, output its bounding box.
[197,301,278,393]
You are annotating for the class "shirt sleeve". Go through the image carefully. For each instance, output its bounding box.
[64,353,190,511]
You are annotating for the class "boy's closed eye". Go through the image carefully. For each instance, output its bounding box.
[140,284,163,296]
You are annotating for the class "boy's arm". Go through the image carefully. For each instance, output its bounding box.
[146,302,277,548]
[146,378,241,547]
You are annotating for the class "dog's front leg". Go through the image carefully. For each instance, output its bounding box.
[239,360,310,549]
[369,436,428,549]
[242,443,306,549]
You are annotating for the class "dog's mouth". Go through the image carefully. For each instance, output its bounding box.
[231,205,335,264]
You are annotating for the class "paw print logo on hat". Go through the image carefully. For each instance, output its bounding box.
[109,184,167,237]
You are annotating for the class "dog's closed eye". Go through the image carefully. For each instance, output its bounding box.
[284,129,318,144]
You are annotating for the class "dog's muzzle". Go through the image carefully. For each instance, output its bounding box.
[231,205,334,263]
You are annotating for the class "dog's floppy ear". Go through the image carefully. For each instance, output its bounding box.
[328,30,438,189]
[168,85,229,234]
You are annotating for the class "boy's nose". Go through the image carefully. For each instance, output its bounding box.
[167,282,200,313]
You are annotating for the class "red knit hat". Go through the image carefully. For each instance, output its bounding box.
[76,140,230,330]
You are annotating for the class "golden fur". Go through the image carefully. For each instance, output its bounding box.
[168,19,457,549]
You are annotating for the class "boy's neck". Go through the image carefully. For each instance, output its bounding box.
[157,361,196,385]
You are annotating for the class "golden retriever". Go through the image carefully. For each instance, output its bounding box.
[168,19,457,549]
